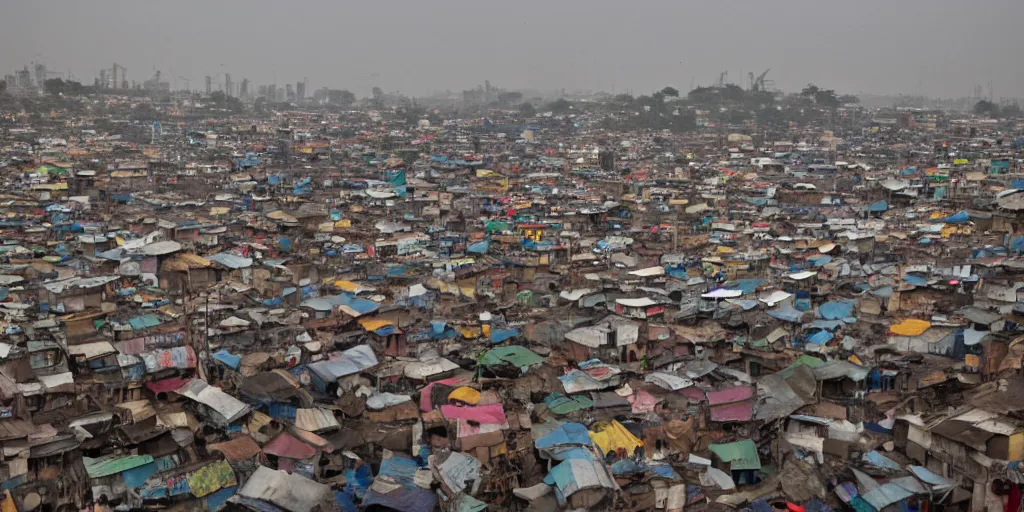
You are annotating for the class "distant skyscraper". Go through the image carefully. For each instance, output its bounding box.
[286,84,294,101]
[205,76,212,96]
[257,85,268,99]
[34,64,46,89]
[224,73,232,97]
[240,79,249,99]
[296,81,305,101]
[16,67,31,89]
[268,84,277,101]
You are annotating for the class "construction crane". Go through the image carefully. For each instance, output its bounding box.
[178,76,190,93]
[751,68,772,92]
[717,71,728,88]
[112,63,127,89]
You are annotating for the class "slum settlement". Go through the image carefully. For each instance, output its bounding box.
[0,99,1024,512]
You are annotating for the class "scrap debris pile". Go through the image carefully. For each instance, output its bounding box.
[0,106,1024,512]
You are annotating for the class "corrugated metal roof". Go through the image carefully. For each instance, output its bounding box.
[208,252,254,269]
[84,454,154,478]
[0,419,35,441]
[68,341,117,360]
[209,435,262,462]
[294,408,340,433]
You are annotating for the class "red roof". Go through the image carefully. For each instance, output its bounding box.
[440,404,506,425]
[262,432,317,460]
[146,377,189,395]
[706,386,754,406]
[710,400,754,422]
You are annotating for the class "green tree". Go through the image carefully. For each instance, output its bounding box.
[327,89,356,107]
[519,102,536,117]
[1001,103,1022,118]
[660,86,679,98]
[838,94,860,105]
[611,94,635,107]
[720,84,746,102]
[44,78,66,96]
[814,88,840,108]
[498,91,523,105]
[974,100,1000,117]
[687,86,719,105]
[547,98,572,114]
[0,80,7,95]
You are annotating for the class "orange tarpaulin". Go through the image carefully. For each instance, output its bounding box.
[890,319,931,336]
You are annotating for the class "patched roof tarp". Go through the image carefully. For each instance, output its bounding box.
[890,319,931,336]
[480,346,545,367]
[708,439,761,470]
[589,420,643,456]
[84,454,154,478]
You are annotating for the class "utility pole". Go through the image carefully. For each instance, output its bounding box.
[672,211,679,253]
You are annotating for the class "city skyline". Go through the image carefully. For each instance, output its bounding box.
[1,0,1023,100]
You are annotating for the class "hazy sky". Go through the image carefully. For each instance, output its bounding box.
[2,0,1023,99]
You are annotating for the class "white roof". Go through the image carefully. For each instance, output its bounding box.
[645,372,694,391]
[38,372,74,391]
[702,289,743,299]
[560,288,596,301]
[295,408,342,432]
[628,266,665,277]
[787,271,818,281]
[404,357,459,379]
[68,341,117,360]
[565,326,609,348]
[238,466,334,512]
[177,379,251,424]
[365,392,413,410]
[615,297,658,307]
[219,316,251,328]
[141,240,183,256]
[408,284,428,298]
[759,290,794,305]
[307,345,379,380]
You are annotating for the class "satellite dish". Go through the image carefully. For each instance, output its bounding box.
[22,492,41,511]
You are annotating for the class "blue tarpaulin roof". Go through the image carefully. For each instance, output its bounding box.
[809,319,844,331]
[806,330,834,345]
[361,487,437,512]
[306,293,381,316]
[944,210,969,224]
[727,278,765,295]
[212,350,242,370]
[808,255,833,267]
[128,314,162,330]
[378,456,419,487]
[903,275,928,287]
[868,200,888,212]
[208,253,253,269]
[206,486,238,511]
[819,300,855,320]
[490,328,519,343]
[768,305,804,323]
[467,240,490,254]
[871,286,893,298]
[862,450,901,470]
[535,423,592,450]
